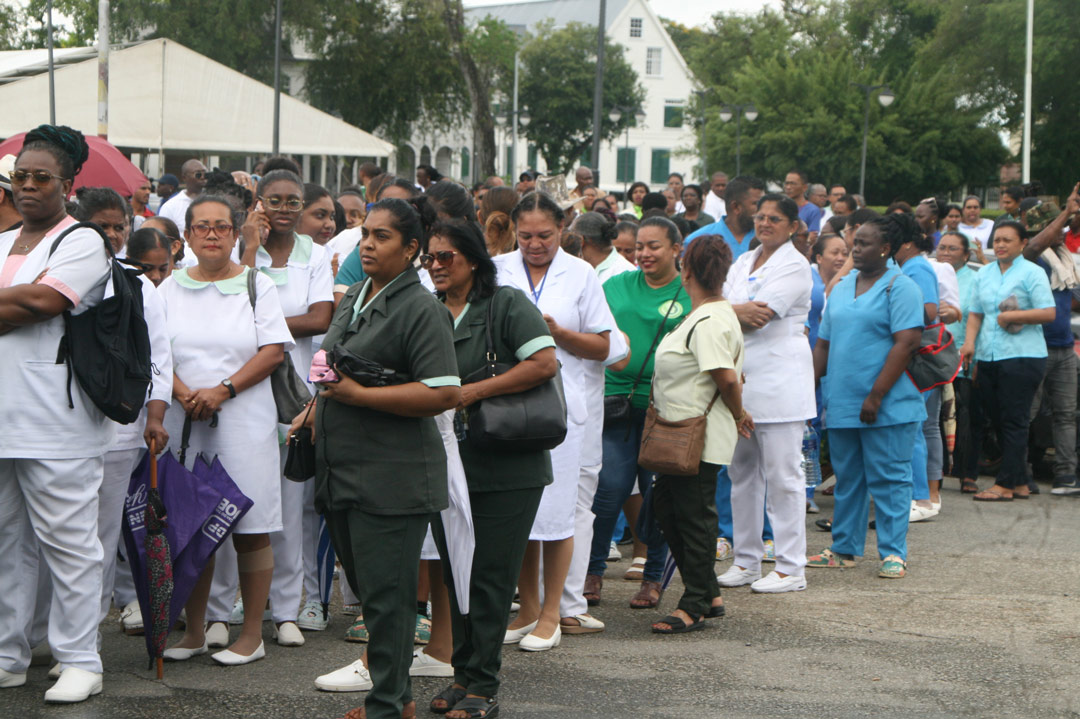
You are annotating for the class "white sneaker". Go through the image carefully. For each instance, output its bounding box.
[297,600,329,631]
[750,571,807,593]
[909,502,939,523]
[0,667,27,688]
[120,600,143,635]
[717,565,761,587]
[274,621,305,647]
[410,648,453,677]
[315,659,373,692]
[607,541,622,561]
[44,667,102,703]
[205,621,229,648]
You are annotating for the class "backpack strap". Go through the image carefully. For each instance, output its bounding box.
[49,220,116,259]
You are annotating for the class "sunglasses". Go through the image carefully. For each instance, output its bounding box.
[10,169,65,186]
[419,250,458,269]
[189,222,235,238]
[753,213,787,225]
[260,195,304,212]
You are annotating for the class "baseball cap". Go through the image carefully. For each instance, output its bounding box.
[0,154,16,192]
[156,173,179,187]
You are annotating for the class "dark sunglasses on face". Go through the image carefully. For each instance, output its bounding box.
[10,169,65,186]
[192,171,206,180]
[419,250,458,269]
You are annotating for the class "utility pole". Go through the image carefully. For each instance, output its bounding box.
[272,0,283,154]
[589,0,606,176]
[46,0,55,124]
[1021,0,1033,182]
[97,0,109,137]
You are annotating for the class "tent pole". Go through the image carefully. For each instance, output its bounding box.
[272,0,282,154]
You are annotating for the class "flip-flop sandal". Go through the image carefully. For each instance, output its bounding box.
[960,479,979,494]
[815,518,832,532]
[629,580,662,609]
[340,701,416,719]
[973,489,1013,502]
[447,696,499,719]
[431,685,468,715]
[651,614,705,635]
[1013,491,1031,500]
[705,604,725,619]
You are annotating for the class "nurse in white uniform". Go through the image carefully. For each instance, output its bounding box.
[0,126,112,703]
[243,169,333,644]
[158,195,294,667]
[720,194,816,594]
[495,192,612,652]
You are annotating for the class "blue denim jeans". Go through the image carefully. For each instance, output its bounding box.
[588,407,667,581]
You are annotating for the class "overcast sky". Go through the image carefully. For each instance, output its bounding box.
[462,0,780,30]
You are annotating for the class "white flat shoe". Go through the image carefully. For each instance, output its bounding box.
[409,648,453,677]
[909,503,939,522]
[717,565,762,587]
[750,571,807,593]
[205,622,229,648]
[163,640,208,662]
[120,600,144,635]
[560,614,604,634]
[273,622,305,647]
[315,659,372,692]
[48,662,61,679]
[503,619,538,645]
[0,666,27,688]
[44,667,102,703]
[519,625,561,652]
[211,641,265,666]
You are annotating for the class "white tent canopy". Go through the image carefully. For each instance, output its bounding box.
[0,38,394,158]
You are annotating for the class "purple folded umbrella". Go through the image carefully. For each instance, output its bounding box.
[122,450,253,670]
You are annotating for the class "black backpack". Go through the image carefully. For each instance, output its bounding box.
[49,221,153,424]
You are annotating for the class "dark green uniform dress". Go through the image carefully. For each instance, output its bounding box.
[315,266,459,719]
[433,287,555,699]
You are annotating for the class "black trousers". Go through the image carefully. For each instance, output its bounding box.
[972,357,1047,489]
[952,376,977,478]
[326,507,430,719]
[434,486,543,698]
[652,462,721,617]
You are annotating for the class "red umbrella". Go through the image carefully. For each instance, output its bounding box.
[0,132,148,197]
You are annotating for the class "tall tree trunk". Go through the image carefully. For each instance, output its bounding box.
[441,0,496,180]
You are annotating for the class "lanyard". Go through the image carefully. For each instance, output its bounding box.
[523,258,549,305]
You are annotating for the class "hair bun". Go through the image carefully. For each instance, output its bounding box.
[24,124,89,176]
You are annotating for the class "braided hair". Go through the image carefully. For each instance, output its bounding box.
[867,211,922,258]
[19,124,89,179]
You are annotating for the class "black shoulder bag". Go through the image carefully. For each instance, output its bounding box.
[245,268,312,424]
[603,290,680,429]
[462,289,568,451]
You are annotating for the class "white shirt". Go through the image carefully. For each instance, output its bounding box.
[112,275,173,451]
[158,192,195,234]
[595,246,636,284]
[723,242,816,423]
[0,219,114,458]
[703,191,726,221]
[932,258,960,321]
[958,218,995,249]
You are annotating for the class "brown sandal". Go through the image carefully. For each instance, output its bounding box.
[584,574,602,606]
[629,580,662,609]
[973,488,1013,502]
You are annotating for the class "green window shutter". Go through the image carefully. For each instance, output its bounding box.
[527,145,538,169]
[461,147,470,180]
[651,149,670,184]
[616,148,636,183]
[663,106,684,128]
[506,146,514,178]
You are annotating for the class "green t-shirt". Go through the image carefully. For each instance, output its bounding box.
[602,271,690,409]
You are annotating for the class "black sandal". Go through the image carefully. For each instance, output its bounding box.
[651,613,705,634]
[430,685,468,715]
[705,604,725,619]
[447,696,499,718]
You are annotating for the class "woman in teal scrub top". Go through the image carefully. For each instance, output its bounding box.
[807,214,926,580]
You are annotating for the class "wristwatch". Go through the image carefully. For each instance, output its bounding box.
[221,378,237,398]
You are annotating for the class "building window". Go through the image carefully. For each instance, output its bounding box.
[650,149,670,184]
[630,18,643,38]
[616,148,636,183]
[527,145,538,170]
[663,105,684,128]
[506,146,514,176]
[646,47,662,76]
[461,147,470,179]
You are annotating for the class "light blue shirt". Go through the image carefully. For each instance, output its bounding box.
[819,268,927,428]
[900,254,939,318]
[969,255,1054,362]
[684,216,755,259]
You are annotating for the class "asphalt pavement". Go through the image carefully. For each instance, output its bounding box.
[6,479,1080,719]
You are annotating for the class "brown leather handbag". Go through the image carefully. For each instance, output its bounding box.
[638,389,720,476]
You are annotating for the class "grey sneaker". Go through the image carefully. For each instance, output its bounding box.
[1051,477,1080,496]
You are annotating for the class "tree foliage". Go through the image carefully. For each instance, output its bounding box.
[517,21,644,175]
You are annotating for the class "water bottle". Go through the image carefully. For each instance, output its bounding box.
[802,422,821,488]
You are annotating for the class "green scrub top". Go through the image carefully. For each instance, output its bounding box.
[452,287,557,493]
[314,266,460,516]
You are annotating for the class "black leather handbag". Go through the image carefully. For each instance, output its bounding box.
[462,289,568,451]
[284,401,316,482]
[326,344,401,387]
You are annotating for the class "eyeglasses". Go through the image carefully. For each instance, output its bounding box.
[192,171,206,180]
[260,196,304,212]
[419,250,458,269]
[10,169,66,186]
[189,222,235,238]
[753,213,786,225]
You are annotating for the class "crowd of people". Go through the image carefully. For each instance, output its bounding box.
[1,122,1078,719]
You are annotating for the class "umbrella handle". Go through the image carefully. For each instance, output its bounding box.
[150,438,158,490]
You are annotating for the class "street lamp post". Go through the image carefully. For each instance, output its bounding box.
[718,104,758,176]
[609,105,646,203]
[851,83,895,197]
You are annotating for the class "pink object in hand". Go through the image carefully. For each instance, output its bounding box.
[309,349,339,384]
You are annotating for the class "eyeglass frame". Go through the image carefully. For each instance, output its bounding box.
[259,195,305,212]
[188,222,237,239]
[419,250,459,269]
[9,169,67,187]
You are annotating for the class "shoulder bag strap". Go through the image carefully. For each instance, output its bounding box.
[246,267,258,312]
[482,287,501,375]
[626,289,681,402]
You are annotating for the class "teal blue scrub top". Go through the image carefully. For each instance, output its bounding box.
[948,264,979,376]
[819,268,927,428]
[900,254,939,314]
[969,255,1054,362]
[684,216,756,260]
[335,247,367,288]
